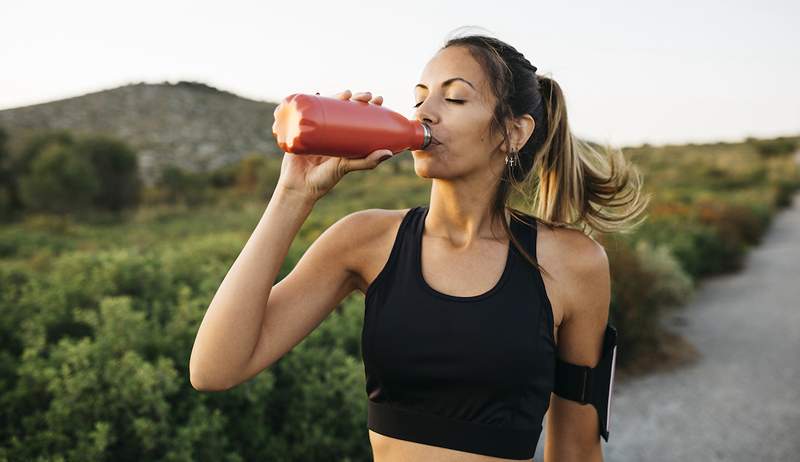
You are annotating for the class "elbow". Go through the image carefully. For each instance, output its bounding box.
[545,439,604,462]
[189,371,210,391]
[189,359,234,392]
[190,370,233,392]
[188,366,213,391]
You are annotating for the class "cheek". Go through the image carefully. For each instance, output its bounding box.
[437,112,494,151]
[446,125,480,147]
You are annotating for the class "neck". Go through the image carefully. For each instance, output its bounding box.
[427,180,510,250]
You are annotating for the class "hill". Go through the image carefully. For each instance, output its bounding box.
[0,81,282,185]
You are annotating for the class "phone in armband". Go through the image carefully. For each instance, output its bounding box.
[552,323,618,441]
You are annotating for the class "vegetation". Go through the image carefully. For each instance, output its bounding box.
[0,125,798,460]
[0,128,141,221]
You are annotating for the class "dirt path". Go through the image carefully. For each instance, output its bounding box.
[534,188,800,461]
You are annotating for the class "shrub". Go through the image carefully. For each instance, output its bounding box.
[156,164,214,206]
[18,143,100,214]
[73,136,142,212]
[0,242,372,461]
[774,178,800,208]
[606,239,659,361]
[695,199,771,248]
[633,240,694,308]
[751,138,797,158]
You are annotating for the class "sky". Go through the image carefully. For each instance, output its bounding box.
[1,0,798,147]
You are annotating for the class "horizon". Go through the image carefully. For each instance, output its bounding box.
[6,78,797,150]
[1,0,798,147]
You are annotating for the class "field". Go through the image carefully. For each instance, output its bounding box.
[1,136,798,461]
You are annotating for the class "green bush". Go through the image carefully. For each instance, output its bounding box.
[4,130,76,220]
[208,163,239,189]
[0,227,75,259]
[3,129,143,218]
[605,236,693,363]
[73,136,142,212]
[606,240,657,360]
[630,197,775,279]
[633,240,693,308]
[0,240,372,461]
[751,137,797,158]
[18,143,100,214]
[652,220,744,278]
[774,178,800,208]
[157,165,215,207]
[13,129,75,175]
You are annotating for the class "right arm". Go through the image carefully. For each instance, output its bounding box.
[189,89,393,391]
[189,187,318,391]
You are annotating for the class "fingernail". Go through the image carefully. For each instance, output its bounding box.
[378,154,392,163]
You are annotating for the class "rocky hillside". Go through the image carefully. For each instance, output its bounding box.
[0,81,282,186]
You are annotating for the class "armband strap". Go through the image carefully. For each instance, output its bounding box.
[553,323,617,442]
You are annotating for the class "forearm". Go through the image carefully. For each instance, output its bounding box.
[189,187,316,390]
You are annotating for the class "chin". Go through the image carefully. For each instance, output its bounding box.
[412,158,454,180]
[411,157,435,178]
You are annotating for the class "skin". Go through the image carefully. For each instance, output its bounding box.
[360,46,611,462]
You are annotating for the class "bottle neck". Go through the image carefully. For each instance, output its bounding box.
[421,123,432,149]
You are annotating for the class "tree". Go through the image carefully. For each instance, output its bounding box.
[18,142,100,215]
[1,129,77,220]
[15,129,75,174]
[73,136,142,212]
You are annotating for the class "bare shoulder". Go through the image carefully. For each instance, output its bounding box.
[536,223,610,328]
[550,226,607,273]
[337,207,411,296]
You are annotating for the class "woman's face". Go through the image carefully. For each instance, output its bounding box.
[411,46,506,180]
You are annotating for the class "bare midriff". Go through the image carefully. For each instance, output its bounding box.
[368,430,535,462]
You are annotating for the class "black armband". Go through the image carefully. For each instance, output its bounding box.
[552,323,618,441]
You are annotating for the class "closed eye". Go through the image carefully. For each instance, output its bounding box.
[413,99,464,108]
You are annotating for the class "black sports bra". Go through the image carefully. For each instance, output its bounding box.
[362,205,556,459]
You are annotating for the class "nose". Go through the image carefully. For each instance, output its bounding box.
[414,100,438,126]
[416,114,437,135]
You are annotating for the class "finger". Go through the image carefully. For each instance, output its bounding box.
[343,149,393,172]
[371,95,384,105]
[335,89,352,99]
[351,91,372,102]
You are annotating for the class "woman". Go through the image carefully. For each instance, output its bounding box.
[190,31,649,462]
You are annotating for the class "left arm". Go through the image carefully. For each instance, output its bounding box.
[543,237,611,462]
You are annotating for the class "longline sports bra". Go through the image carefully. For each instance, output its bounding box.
[361,205,557,459]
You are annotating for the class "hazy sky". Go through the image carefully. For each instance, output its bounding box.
[1,0,798,147]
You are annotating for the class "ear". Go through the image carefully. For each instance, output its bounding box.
[506,114,535,152]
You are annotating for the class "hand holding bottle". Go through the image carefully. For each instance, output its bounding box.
[274,90,395,201]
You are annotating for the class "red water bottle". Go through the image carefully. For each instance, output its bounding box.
[271,93,432,158]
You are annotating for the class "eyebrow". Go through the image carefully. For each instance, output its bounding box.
[414,77,476,92]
